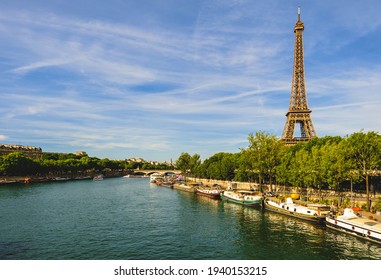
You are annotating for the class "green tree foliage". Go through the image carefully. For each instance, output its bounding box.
[175,152,201,176]
[344,131,381,210]
[189,154,201,176]
[0,152,38,176]
[320,139,351,189]
[3,130,381,197]
[277,137,350,193]
[276,144,301,187]
[0,152,176,178]
[125,161,143,170]
[176,152,192,174]
[199,152,237,180]
[242,131,285,191]
[291,148,310,188]
[174,130,381,198]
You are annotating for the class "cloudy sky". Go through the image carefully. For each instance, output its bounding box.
[1,0,381,162]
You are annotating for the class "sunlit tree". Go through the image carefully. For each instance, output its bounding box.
[345,131,381,211]
[243,131,285,191]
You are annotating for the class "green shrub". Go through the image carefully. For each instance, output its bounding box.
[374,198,381,211]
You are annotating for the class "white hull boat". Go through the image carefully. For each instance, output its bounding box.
[149,173,163,183]
[264,197,330,223]
[123,174,149,178]
[326,208,381,244]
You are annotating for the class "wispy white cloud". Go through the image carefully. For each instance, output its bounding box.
[1,0,381,161]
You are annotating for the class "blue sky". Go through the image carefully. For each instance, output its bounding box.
[1,0,381,162]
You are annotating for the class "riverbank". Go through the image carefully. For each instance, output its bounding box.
[0,176,94,185]
[0,170,127,185]
[3,174,380,221]
[189,177,381,216]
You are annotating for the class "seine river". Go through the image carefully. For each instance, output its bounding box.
[0,177,380,260]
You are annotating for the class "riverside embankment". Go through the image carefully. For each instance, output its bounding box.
[189,177,381,215]
[2,174,380,220]
[0,169,127,185]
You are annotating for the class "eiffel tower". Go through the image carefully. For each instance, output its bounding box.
[281,8,317,145]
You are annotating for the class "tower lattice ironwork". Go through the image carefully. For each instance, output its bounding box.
[281,8,317,145]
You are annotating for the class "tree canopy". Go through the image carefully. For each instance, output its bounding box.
[175,130,381,207]
[0,152,173,178]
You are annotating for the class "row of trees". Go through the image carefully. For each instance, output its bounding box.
[0,152,174,178]
[176,131,381,211]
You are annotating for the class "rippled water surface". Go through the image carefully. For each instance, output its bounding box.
[1,178,380,259]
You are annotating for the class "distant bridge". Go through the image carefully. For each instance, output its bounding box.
[130,169,182,176]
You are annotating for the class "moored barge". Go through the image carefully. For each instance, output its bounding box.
[326,208,381,244]
[264,197,330,223]
[196,184,222,199]
[220,190,262,207]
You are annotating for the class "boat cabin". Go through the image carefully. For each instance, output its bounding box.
[307,204,331,212]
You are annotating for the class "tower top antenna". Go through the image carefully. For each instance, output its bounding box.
[298,7,301,21]
[294,6,304,32]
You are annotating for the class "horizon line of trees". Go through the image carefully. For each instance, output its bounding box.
[176,130,381,211]
[2,130,381,210]
[0,152,174,178]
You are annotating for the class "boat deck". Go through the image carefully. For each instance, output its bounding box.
[338,217,381,232]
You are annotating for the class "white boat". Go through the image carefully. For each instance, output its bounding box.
[54,177,71,181]
[264,197,330,223]
[196,184,222,199]
[149,173,163,183]
[123,174,149,178]
[93,174,103,181]
[326,208,381,244]
[221,190,262,207]
[173,182,198,193]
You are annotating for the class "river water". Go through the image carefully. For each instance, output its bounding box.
[0,177,380,260]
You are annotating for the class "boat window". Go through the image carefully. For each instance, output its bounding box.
[294,208,296,212]
[307,211,310,213]
[364,222,377,226]
[287,207,289,210]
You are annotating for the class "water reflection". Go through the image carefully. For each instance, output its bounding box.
[1,178,381,260]
[194,193,221,207]
[325,228,381,259]
[174,188,381,259]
